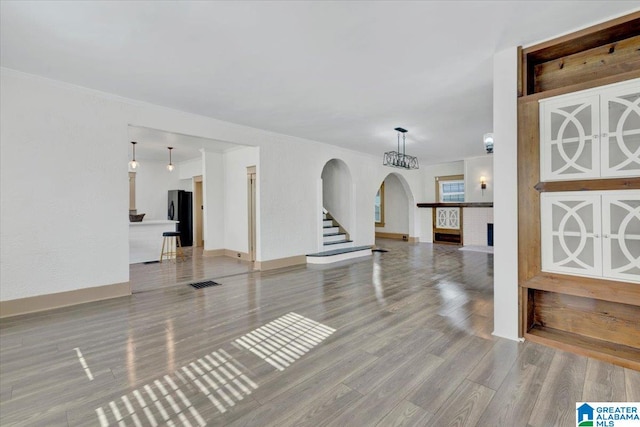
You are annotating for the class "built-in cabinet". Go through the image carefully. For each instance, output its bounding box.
[540,79,640,181]
[540,81,640,285]
[433,207,462,244]
[519,12,640,370]
[541,191,640,283]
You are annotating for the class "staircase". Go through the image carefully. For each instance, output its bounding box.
[321,212,352,250]
[307,210,371,264]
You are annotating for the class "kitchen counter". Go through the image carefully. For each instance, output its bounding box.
[130,220,179,226]
[129,220,179,264]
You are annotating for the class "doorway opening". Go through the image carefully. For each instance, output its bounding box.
[374,173,415,242]
[247,166,257,262]
[194,175,204,247]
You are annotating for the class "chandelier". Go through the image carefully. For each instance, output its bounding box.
[383,127,419,170]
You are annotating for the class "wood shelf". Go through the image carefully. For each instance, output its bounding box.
[417,202,493,208]
[534,178,640,192]
[522,11,640,96]
[521,273,640,306]
[525,325,640,371]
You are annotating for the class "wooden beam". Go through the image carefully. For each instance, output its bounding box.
[519,70,640,103]
[517,100,540,283]
[534,177,640,192]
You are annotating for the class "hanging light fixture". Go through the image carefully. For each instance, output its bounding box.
[383,127,419,170]
[167,147,175,172]
[129,141,139,169]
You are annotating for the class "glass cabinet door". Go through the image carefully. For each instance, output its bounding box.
[541,193,602,277]
[540,95,600,181]
[601,86,640,177]
[602,192,640,283]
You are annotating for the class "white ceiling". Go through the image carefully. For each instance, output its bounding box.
[2,1,637,165]
[128,125,241,163]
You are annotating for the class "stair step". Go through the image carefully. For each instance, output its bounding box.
[323,219,334,227]
[323,226,340,235]
[307,245,372,257]
[324,239,352,246]
[323,233,346,243]
[306,246,372,265]
[323,240,353,250]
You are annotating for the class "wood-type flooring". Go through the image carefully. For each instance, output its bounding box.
[129,247,253,293]
[1,240,637,426]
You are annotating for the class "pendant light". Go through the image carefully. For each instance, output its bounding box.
[383,127,419,169]
[167,147,175,172]
[129,141,139,169]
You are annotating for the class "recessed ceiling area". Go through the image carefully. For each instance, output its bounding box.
[1,1,637,165]
[128,126,245,163]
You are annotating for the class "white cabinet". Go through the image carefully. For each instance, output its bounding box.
[541,191,640,283]
[435,207,460,230]
[602,193,640,282]
[540,79,640,181]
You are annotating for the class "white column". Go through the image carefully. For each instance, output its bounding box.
[492,46,521,341]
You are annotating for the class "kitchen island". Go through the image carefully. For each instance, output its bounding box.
[129,220,179,264]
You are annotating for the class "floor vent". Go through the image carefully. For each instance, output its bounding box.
[372,248,388,253]
[190,281,222,289]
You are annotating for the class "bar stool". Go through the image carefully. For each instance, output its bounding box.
[160,231,186,262]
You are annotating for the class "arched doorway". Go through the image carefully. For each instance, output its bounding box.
[320,159,354,248]
[374,172,415,241]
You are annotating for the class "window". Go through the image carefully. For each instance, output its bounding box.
[436,175,464,203]
[375,182,385,227]
[440,180,465,202]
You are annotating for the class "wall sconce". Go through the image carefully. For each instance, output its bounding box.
[129,141,139,169]
[480,176,487,194]
[483,133,494,154]
[167,147,175,172]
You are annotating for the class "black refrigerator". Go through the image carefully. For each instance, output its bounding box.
[167,190,193,247]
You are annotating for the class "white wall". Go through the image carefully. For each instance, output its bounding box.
[0,69,129,301]
[178,157,203,180]
[418,161,464,242]
[133,159,183,220]
[462,208,494,246]
[224,146,259,254]
[492,46,520,341]
[0,68,427,301]
[464,155,493,203]
[376,174,409,234]
[202,151,224,250]
[258,139,424,260]
[321,159,353,233]
[178,179,192,192]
